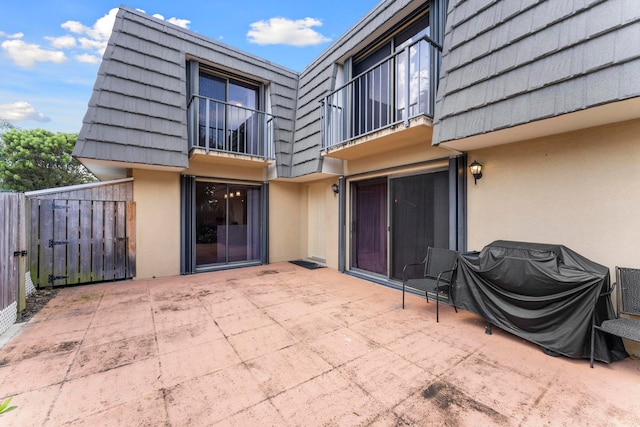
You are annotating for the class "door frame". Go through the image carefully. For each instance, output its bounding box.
[180,175,268,274]
[342,156,466,284]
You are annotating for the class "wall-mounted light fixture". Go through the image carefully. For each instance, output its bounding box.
[331,183,339,194]
[469,160,483,185]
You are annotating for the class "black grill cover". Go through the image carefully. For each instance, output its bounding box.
[455,241,628,362]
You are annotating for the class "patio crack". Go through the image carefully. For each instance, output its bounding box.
[42,289,106,425]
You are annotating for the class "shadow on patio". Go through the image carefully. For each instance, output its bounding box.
[1,262,639,426]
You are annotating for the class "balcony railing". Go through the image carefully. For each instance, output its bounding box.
[321,35,442,150]
[188,95,274,160]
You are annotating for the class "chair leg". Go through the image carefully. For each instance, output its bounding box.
[590,325,596,368]
[436,295,439,323]
[402,283,405,309]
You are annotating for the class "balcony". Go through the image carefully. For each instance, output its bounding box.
[188,95,274,164]
[321,36,442,158]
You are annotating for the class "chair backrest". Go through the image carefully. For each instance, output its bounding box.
[616,267,640,317]
[424,247,458,283]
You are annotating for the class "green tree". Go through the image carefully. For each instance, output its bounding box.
[0,121,15,150]
[0,129,95,192]
[0,120,14,133]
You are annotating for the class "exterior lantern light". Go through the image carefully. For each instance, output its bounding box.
[331,183,339,194]
[469,160,483,185]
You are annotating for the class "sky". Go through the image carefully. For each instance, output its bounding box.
[0,0,380,133]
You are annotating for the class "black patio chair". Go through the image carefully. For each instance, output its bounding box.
[402,247,459,322]
[590,266,640,368]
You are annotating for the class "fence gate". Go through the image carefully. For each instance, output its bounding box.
[30,198,136,287]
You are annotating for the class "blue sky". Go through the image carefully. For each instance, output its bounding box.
[0,0,379,133]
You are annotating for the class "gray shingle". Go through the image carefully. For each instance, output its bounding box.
[498,0,524,22]
[530,24,561,58]
[509,93,531,125]
[553,79,585,114]
[619,59,640,98]
[528,55,571,91]
[434,0,640,145]
[507,9,534,42]
[558,10,589,48]
[585,67,623,107]
[582,32,616,72]
[614,23,640,62]
[77,7,297,173]
[487,99,513,131]
[586,0,624,38]
[522,86,556,123]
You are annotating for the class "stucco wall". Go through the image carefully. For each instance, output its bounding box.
[304,179,341,269]
[132,169,181,279]
[185,158,267,182]
[268,181,303,263]
[346,143,452,176]
[467,119,640,272]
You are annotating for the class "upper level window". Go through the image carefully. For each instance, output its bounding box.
[353,10,430,73]
[321,2,447,150]
[199,72,259,110]
[348,8,432,137]
[188,64,273,159]
[197,72,260,153]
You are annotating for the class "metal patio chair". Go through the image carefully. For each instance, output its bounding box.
[402,247,459,322]
[590,266,640,367]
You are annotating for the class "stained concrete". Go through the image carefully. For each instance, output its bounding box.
[0,263,638,426]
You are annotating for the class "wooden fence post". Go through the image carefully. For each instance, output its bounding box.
[0,192,27,335]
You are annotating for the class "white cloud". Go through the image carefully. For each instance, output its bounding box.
[0,101,51,123]
[45,34,76,49]
[247,17,331,46]
[61,8,117,42]
[2,8,192,68]
[144,12,191,29]
[0,31,24,39]
[1,39,67,67]
[78,37,107,51]
[166,17,191,28]
[75,53,101,64]
[61,8,118,57]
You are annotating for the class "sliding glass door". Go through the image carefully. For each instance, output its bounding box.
[391,171,449,279]
[195,181,261,267]
[351,179,388,274]
[350,170,449,280]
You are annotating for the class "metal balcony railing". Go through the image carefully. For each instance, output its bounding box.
[321,35,442,150]
[188,95,274,160]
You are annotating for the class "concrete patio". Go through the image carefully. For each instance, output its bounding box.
[0,262,638,426]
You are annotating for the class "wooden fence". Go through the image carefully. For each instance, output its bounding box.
[25,178,135,288]
[0,192,27,335]
[29,199,135,287]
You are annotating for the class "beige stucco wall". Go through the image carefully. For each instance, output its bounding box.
[304,178,341,269]
[268,178,340,269]
[268,181,303,263]
[185,158,267,181]
[467,119,640,271]
[466,119,640,355]
[132,169,181,279]
[346,143,453,176]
